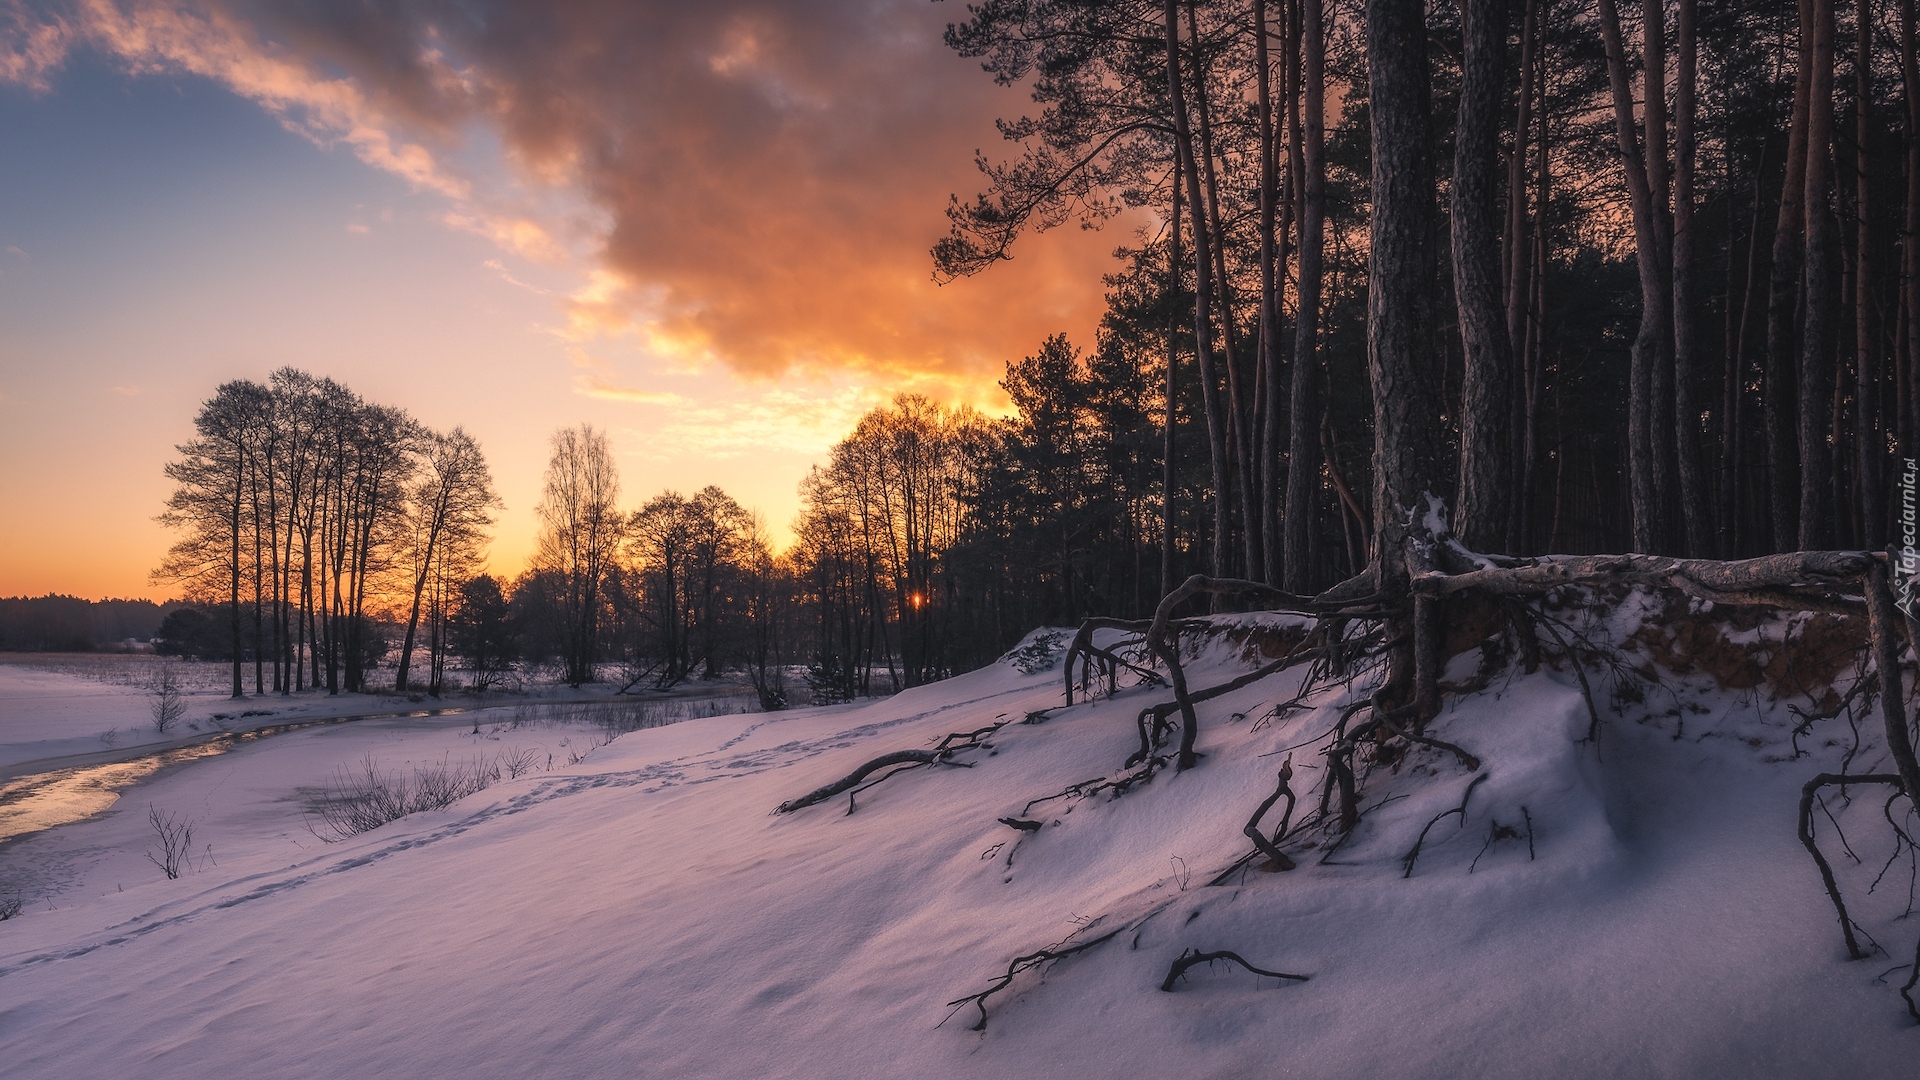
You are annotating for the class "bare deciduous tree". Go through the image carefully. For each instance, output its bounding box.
[533,425,621,687]
[394,428,500,693]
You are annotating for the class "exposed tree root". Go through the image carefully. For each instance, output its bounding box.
[1868,792,1920,908]
[1374,709,1480,770]
[942,927,1124,1031]
[1125,640,1362,767]
[1531,612,1606,742]
[1241,759,1297,871]
[1208,795,1338,887]
[774,721,1010,814]
[1401,773,1489,878]
[1063,617,1176,704]
[1790,675,1874,758]
[1468,818,1524,873]
[1143,575,1386,770]
[1799,773,1905,960]
[941,540,1920,1024]
[1905,935,1920,1023]
[1019,761,1161,817]
[1125,630,1383,769]
[1158,948,1310,992]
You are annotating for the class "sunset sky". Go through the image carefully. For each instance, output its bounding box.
[0,0,1128,601]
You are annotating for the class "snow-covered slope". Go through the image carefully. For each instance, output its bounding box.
[0,617,1913,1078]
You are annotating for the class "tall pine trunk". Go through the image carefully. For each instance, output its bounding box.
[1452,0,1513,553]
[1767,0,1814,551]
[1523,30,1550,554]
[1506,0,1538,552]
[394,493,445,695]
[1858,0,1885,548]
[1188,0,1262,578]
[1365,0,1444,585]
[1256,0,1283,585]
[1800,0,1838,550]
[1166,0,1233,580]
[1903,0,1920,462]
[1729,150,1770,557]
[1597,0,1675,553]
[229,437,244,698]
[1645,0,1677,545]
[1163,153,1182,596]
[1673,0,1708,555]
[1283,0,1325,592]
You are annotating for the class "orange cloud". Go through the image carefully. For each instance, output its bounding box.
[4,0,1120,392]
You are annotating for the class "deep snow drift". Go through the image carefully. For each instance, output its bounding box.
[1,608,1916,1078]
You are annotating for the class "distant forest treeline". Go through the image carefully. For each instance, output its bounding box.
[142,371,1156,705]
[0,595,178,652]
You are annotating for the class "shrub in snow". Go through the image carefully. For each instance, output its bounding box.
[999,629,1069,675]
[148,663,186,734]
[309,755,501,841]
[804,657,860,704]
[499,746,540,779]
[145,805,195,880]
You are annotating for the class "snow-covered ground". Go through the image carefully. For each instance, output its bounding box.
[0,615,1914,1077]
[0,695,743,900]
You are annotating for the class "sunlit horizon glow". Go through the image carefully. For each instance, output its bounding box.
[0,0,1131,603]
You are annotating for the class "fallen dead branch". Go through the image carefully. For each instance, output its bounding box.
[1410,551,1872,611]
[1159,948,1309,992]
